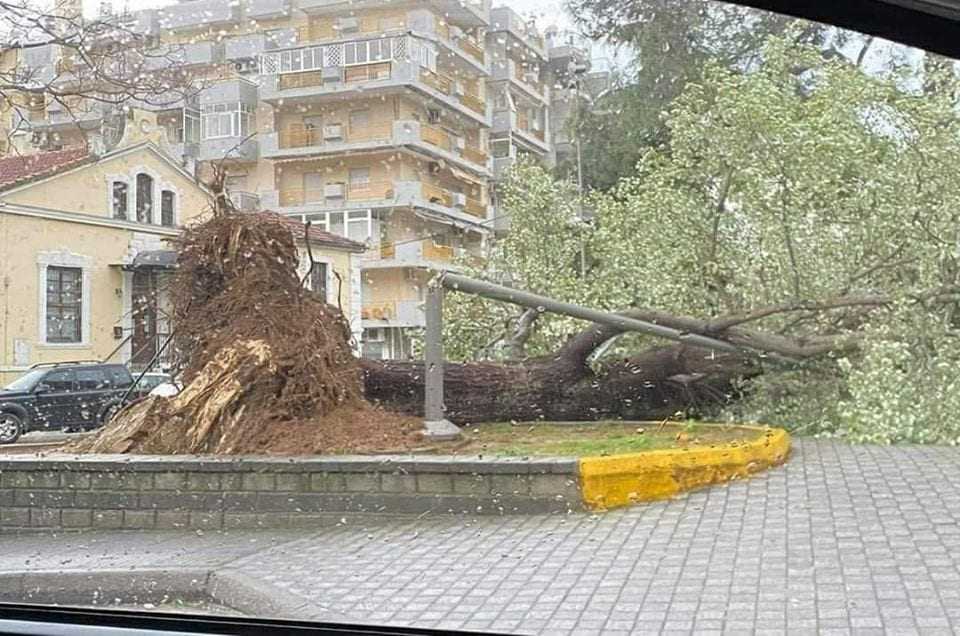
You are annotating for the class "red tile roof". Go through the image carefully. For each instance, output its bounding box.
[0,145,93,192]
[269,212,367,253]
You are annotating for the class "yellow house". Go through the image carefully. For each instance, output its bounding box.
[0,140,364,385]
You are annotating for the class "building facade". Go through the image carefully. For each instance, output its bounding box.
[1,0,603,360]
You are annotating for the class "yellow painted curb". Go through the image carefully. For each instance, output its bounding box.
[578,426,791,510]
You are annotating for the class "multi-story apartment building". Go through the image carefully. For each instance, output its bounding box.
[2,0,600,360]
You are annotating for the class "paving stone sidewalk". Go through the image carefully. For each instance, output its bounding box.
[4,439,960,635]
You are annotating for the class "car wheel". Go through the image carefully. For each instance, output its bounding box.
[97,401,123,427]
[0,413,23,444]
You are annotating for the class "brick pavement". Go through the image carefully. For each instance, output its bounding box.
[4,439,960,634]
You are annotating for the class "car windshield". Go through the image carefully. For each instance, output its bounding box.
[3,369,46,392]
[3,0,960,633]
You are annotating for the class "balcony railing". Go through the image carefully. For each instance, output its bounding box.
[459,38,484,63]
[362,301,396,321]
[462,146,489,165]
[279,122,393,148]
[278,61,392,90]
[229,191,260,212]
[419,69,485,116]
[361,299,425,324]
[279,180,395,206]
[297,16,406,43]
[370,239,455,263]
[422,183,453,207]
[516,113,546,142]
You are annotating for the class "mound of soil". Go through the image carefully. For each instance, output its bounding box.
[73,187,422,455]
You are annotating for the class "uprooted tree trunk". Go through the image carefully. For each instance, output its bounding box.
[363,290,957,424]
[362,310,760,424]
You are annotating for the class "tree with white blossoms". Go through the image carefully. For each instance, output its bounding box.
[424,34,960,443]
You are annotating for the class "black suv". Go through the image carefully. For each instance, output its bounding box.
[0,362,134,444]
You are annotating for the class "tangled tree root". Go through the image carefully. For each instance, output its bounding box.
[74,198,421,455]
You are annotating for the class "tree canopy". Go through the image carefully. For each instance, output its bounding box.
[447,33,960,444]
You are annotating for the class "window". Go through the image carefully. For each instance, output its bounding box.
[305,213,327,232]
[107,366,132,388]
[45,266,82,343]
[309,262,328,301]
[41,369,74,392]
[76,368,109,391]
[136,173,153,223]
[112,182,128,220]
[349,168,370,189]
[160,190,175,227]
[183,108,200,143]
[200,102,254,139]
[346,210,373,242]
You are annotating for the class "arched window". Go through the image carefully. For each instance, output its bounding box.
[160,190,175,227]
[136,173,153,223]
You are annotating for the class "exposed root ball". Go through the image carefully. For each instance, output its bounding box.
[75,209,421,455]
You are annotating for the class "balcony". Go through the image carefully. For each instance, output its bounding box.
[493,110,549,154]
[419,69,486,116]
[489,6,547,58]
[260,40,489,123]
[274,180,490,223]
[279,180,396,207]
[196,137,259,162]
[296,15,406,43]
[146,42,224,69]
[157,0,239,30]
[225,34,267,61]
[229,191,261,212]
[262,119,490,174]
[361,299,425,327]
[20,102,107,132]
[491,59,547,103]
[366,239,461,267]
[247,0,291,19]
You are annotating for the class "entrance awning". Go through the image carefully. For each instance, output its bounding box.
[120,250,178,270]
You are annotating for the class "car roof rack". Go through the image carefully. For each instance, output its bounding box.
[29,360,104,369]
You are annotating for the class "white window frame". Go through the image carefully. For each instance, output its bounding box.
[200,102,253,140]
[37,251,92,348]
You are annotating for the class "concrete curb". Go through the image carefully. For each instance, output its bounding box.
[0,567,315,617]
[578,425,791,510]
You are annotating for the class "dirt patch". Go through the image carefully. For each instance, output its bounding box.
[431,421,765,457]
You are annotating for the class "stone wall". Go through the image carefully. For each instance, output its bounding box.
[0,455,582,530]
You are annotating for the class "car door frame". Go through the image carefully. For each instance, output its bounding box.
[32,368,79,429]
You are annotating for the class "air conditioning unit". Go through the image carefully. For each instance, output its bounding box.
[321,66,342,83]
[234,59,257,74]
[324,183,346,199]
[451,193,467,208]
[338,17,360,33]
[323,124,344,140]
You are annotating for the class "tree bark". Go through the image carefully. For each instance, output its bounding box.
[363,315,759,423]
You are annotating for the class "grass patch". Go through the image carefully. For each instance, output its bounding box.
[434,421,763,458]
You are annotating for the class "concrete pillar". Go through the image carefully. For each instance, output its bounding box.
[422,280,461,441]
